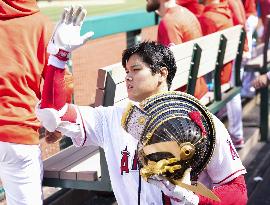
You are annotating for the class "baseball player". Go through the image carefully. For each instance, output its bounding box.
[36,6,248,205]
[199,0,246,149]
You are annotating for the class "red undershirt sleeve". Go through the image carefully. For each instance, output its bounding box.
[198,175,248,205]
[40,65,66,110]
[40,64,77,123]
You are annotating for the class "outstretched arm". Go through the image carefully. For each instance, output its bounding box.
[41,5,93,110]
[37,6,93,143]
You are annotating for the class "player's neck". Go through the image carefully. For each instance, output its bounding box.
[137,85,169,103]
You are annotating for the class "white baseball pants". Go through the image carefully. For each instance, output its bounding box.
[226,93,244,140]
[0,141,43,205]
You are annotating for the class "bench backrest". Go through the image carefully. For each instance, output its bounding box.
[94,25,245,108]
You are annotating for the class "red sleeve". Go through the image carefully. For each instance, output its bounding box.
[40,64,77,123]
[40,65,67,110]
[198,175,248,205]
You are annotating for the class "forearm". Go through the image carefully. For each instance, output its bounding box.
[39,60,77,124]
[37,64,83,145]
[41,65,66,110]
[198,175,247,205]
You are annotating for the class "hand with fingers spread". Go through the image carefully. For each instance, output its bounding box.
[148,168,199,205]
[47,5,94,67]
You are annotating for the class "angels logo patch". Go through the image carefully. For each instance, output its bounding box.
[120,146,139,175]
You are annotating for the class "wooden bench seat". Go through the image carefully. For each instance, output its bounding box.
[43,25,246,191]
[43,145,111,191]
[43,145,100,183]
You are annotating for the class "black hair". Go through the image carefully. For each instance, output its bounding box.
[122,41,177,90]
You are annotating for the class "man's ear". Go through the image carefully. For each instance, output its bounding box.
[159,67,168,82]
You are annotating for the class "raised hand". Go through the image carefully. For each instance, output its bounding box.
[47,5,94,63]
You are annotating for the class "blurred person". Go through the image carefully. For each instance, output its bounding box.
[227,0,251,146]
[0,0,72,204]
[257,0,270,40]
[36,6,248,205]
[250,4,270,91]
[199,0,245,149]
[241,0,259,98]
[243,0,258,35]
[146,0,209,100]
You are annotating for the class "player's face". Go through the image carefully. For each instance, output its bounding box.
[125,54,162,102]
[146,0,160,12]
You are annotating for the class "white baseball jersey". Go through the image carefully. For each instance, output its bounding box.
[55,103,246,205]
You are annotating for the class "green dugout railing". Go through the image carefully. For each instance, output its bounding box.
[81,10,158,47]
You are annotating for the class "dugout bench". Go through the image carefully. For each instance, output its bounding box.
[42,25,246,191]
[244,15,270,142]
